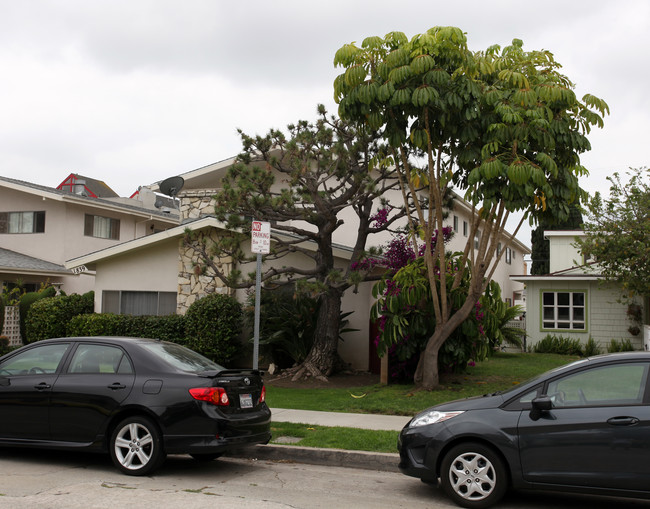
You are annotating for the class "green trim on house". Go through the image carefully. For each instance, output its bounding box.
[539,288,589,334]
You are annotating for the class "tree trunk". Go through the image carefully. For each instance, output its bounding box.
[414,328,443,389]
[290,289,343,382]
[415,290,484,390]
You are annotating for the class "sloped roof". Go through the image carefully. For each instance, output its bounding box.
[65,216,354,271]
[0,176,179,221]
[57,173,119,198]
[0,247,71,275]
[510,262,602,282]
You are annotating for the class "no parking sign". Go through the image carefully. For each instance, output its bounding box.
[251,220,270,254]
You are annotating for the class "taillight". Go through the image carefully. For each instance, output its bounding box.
[259,385,266,404]
[189,387,230,406]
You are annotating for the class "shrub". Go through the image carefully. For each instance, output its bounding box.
[533,334,583,356]
[19,286,56,343]
[607,338,635,353]
[67,313,124,337]
[246,288,318,369]
[0,335,9,355]
[67,313,186,343]
[583,336,601,357]
[26,291,94,342]
[185,293,243,365]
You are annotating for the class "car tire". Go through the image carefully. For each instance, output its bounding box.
[439,442,508,509]
[110,416,166,476]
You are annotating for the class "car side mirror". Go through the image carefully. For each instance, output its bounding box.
[0,376,10,387]
[529,395,553,421]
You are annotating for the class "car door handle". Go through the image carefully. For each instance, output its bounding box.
[34,382,51,390]
[108,383,127,390]
[607,416,639,426]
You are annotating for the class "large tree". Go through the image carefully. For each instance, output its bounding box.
[576,167,650,307]
[333,27,608,389]
[185,107,407,381]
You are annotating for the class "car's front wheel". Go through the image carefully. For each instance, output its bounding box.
[110,416,166,476]
[439,442,507,509]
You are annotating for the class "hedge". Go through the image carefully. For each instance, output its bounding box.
[20,286,57,342]
[184,293,242,365]
[23,292,243,366]
[67,313,186,343]
[26,291,94,342]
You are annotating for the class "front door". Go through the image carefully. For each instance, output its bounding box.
[0,343,71,440]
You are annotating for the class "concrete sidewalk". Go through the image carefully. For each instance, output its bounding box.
[226,408,411,473]
[270,408,411,431]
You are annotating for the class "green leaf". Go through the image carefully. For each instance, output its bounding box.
[410,54,436,74]
[345,65,367,87]
[388,65,412,84]
[334,43,360,67]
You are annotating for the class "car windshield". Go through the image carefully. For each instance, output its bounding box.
[141,342,225,373]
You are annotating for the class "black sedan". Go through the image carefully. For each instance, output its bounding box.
[0,336,271,475]
[398,352,650,508]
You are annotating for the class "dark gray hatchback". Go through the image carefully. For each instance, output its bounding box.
[398,352,650,508]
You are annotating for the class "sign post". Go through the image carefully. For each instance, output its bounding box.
[251,220,270,370]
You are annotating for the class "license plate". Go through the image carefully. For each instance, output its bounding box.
[239,393,253,409]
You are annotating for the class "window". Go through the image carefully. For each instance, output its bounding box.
[141,342,224,373]
[505,247,512,264]
[547,363,648,408]
[463,220,468,237]
[0,211,45,234]
[102,290,177,316]
[84,214,120,240]
[453,215,459,233]
[68,344,133,374]
[0,343,70,375]
[474,231,481,249]
[542,291,586,330]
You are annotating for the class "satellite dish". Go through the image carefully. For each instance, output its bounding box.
[159,176,184,197]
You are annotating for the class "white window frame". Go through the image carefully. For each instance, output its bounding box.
[541,290,587,331]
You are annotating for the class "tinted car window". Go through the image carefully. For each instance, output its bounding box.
[140,342,225,373]
[0,343,69,375]
[547,362,648,407]
[68,344,133,374]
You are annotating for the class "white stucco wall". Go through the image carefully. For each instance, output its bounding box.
[92,238,180,312]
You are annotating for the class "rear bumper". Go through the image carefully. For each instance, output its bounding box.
[164,430,272,454]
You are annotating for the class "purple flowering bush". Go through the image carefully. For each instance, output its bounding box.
[370,229,510,382]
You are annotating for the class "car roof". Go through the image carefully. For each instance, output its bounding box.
[38,336,162,345]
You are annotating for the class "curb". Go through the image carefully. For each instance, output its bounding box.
[225,444,401,473]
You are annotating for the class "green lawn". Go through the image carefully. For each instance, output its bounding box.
[266,352,579,416]
[270,422,398,453]
[266,353,580,453]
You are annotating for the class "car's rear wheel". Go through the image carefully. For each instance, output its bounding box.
[440,442,507,509]
[110,416,166,476]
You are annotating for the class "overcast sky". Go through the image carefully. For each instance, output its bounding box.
[1,1,647,236]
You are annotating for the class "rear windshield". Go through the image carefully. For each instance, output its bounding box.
[141,342,225,373]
